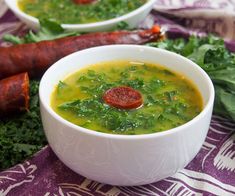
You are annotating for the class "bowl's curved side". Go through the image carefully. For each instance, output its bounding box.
[39,45,214,186]
[40,103,212,186]
[5,0,156,31]
[5,0,39,30]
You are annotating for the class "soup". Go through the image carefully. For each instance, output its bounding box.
[18,0,147,24]
[51,61,203,135]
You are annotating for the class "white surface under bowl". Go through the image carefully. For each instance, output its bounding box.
[39,45,214,186]
[5,0,156,32]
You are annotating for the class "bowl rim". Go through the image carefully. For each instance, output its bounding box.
[5,0,157,29]
[39,45,215,140]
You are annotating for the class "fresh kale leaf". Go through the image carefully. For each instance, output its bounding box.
[214,86,235,120]
[187,44,215,69]
[3,18,79,44]
[0,80,47,170]
[209,68,235,92]
[3,34,24,45]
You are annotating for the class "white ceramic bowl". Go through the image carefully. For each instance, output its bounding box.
[39,45,214,186]
[5,0,156,32]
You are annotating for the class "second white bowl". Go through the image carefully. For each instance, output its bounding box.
[5,0,156,32]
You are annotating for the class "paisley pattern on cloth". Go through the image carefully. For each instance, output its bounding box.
[0,0,235,195]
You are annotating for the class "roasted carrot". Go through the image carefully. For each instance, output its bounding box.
[0,72,29,115]
[0,26,162,80]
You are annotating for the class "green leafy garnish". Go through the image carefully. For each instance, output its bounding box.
[113,21,130,31]
[58,98,161,132]
[3,18,79,44]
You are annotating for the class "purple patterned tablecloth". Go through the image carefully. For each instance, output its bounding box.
[1,1,235,195]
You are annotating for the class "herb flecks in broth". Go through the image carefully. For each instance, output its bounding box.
[51,61,203,135]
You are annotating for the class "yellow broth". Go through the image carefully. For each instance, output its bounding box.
[51,61,203,135]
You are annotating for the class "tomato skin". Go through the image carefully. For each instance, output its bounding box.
[103,86,143,109]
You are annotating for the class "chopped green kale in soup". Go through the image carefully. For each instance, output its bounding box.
[18,0,147,24]
[51,61,203,135]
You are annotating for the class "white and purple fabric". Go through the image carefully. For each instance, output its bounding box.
[0,0,235,195]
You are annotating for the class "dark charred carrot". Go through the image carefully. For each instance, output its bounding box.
[0,72,29,115]
[73,0,97,4]
[0,27,162,80]
[103,86,143,109]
